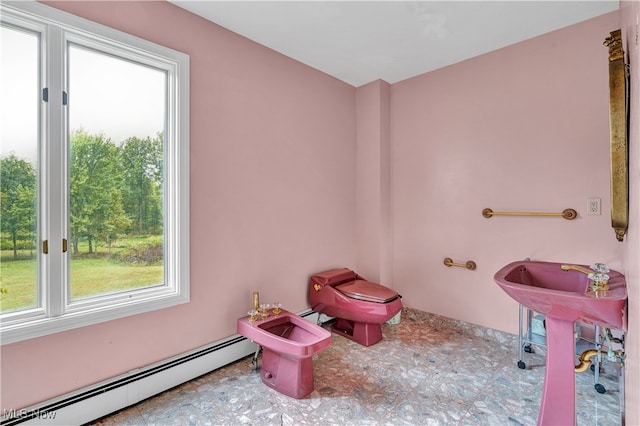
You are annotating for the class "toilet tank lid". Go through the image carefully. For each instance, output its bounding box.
[310,268,360,287]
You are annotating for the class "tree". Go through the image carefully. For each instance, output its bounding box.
[69,130,129,254]
[120,133,163,235]
[101,187,131,252]
[0,155,37,259]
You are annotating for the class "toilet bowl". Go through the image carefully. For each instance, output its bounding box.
[237,309,332,398]
[309,268,402,346]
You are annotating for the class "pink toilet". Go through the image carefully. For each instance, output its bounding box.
[309,268,402,346]
[237,309,331,398]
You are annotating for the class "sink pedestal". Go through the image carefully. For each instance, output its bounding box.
[538,317,576,426]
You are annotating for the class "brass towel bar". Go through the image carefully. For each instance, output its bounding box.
[443,257,477,270]
[482,208,577,220]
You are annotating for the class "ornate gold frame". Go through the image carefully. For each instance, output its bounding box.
[603,29,629,242]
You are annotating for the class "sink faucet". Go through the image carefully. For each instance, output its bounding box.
[560,263,610,291]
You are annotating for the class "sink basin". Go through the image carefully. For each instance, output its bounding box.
[494,260,627,330]
[494,260,627,425]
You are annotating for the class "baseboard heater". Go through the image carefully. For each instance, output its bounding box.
[1,310,323,426]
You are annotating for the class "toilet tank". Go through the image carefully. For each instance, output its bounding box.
[310,268,361,289]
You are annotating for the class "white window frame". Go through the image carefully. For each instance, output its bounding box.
[0,1,190,345]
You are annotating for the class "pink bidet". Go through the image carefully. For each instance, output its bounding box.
[237,310,332,398]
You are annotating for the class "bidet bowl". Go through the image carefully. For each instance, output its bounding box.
[494,260,627,329]
[237,310,332,357]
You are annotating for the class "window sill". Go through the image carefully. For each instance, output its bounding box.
[1,291,189,345]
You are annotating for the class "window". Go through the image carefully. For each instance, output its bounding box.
[0,2,189,344]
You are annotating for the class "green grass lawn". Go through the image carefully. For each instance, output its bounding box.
[70,258,163,299]
[0,257,39,312]
[0,238,163,313]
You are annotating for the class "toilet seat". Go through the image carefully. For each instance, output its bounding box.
[336,280,399,303]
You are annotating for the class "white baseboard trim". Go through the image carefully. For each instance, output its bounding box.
[2,310,321,426]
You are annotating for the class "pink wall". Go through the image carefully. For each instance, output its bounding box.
[355,80,392,284]
[620,1,639,423]
[1,1,356,410]
[391,12,623,329]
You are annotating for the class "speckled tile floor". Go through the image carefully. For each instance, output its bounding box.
[89,308,622,425]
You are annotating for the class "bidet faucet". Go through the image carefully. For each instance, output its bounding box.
[560,263,610,291]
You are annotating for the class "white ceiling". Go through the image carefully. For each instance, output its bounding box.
[170,1,619,87]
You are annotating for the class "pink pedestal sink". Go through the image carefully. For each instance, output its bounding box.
[494,260,627,426]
